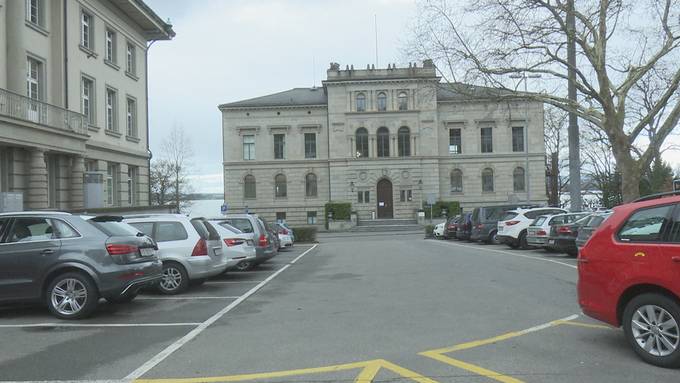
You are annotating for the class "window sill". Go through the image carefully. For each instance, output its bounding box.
[125,135,140,143]
[105,60,120,71]
[275,197,288,200]
[105,129,122,138]
[125,71,139,81]
[87,124,100,132]
[25,21,49,36]
[79,44,98,58]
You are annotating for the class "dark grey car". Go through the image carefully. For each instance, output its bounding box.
[470,204,537,243]
[0,212,162,319]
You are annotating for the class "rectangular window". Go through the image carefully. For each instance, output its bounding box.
[105,29,117,63]
[81,11,93,49]
[358,191,370,203]
[243,135,255,160]
[400,190,412,202]
[364,191,370,203]
[273,134,285,159]
[618,205,672,243]
[126,42,136,75]
[480,127,493,153]
[126,97,136,137]
[81,76,94,124]
[449,128,462,154]
[106,88,117,131]
[26,57,42,101]
[304,133,317,159]
[358,191,363,203]
[26,0,44,27]
[127,166,137,205]
[307,211,317,225]
[276,212,286,223]
[512,126,525,152]
[106,163,118,206]
[155,222,189,242]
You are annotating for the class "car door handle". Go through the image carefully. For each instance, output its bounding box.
[672,257,680,264]
[41,249,55,256]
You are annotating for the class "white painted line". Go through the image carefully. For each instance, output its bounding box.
[434,241,578,269]
[135,296,240,300]
[0,322,201,328]
[124,243,319,380]
[205,280,265,284]
[518,314,579,335]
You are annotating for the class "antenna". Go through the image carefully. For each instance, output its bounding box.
[374,14,379,67]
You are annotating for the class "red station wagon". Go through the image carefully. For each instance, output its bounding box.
[578,192,680,368]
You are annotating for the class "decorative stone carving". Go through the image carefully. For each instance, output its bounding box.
[359,171,368,181]
[401,170,410,179]
[329,62,340,70]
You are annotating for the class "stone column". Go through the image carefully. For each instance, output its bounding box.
[118,163,129,207]
[70,155,85,210]
[391,135,397,157]
[26,148,48,210]
[370,136,376,158]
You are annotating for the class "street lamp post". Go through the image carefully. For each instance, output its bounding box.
[510,73,541,204]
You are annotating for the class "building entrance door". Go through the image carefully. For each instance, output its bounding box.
[376,178,393,219]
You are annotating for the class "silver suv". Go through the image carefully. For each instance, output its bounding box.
[213,214,277,270]
[124,215,227,294]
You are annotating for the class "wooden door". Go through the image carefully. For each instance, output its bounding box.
[377,179,393,219]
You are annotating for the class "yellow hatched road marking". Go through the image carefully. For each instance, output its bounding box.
[353,361,382,383]
[377,359,440,383]
[420,352,524,383]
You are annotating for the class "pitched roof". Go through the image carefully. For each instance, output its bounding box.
[436,83,519,102]
[219,88,327,109]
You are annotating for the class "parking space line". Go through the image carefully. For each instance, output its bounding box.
[135,296,240,300]
[553,319,613,330]
[205,280,265,284]
[0,322,201,328]
[125,244,319,381]
[432,241,577,270]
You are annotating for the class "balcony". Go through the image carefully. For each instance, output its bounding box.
[0,87,88,135]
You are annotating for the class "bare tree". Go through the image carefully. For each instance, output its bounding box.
[160,126,193,212]
[581,125,622,208]
[544,106,570,206]
[410,0,680,202]
[150,159,173,206]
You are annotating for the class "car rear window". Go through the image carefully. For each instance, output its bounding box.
[533,216,547,226]
[89,220,139,237]
[216,222,242,234]
[548,216,568,225]
[129,222,154,236]
[156,222,189,242]
[190,219,210,240]
[223,218,254,233]
[501,212,518,221]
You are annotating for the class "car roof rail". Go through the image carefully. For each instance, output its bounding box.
[90,215,123,222]
[0,211,71,216]
[633,190,680,203]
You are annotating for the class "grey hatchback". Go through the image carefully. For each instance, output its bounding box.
[0,212,162,319]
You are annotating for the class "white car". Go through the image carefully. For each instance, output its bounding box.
[526,212,589,248]
[274,223,294,248]
[496,207,567,249]
[433,222,446,238]
[209,220,257,271]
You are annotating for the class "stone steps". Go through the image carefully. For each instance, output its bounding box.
[357,218,418,227]
[351,218,422,233]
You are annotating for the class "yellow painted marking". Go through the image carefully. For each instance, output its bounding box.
[421,352,524,383]
[377,359,440,383]
[135,360,374,383]
[354,361,382,382]
[553,320,612,330]
[423,331,523,354]
[634,252,646,257]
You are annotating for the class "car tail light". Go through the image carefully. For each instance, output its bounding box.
[476,224,483,229]
[558,226,572,234]
[537,230,547,236]
[106,244,139,255]
[224,238,245,247]
[505,220,520,226]
[191,239,208,256]
[258,234,269,247]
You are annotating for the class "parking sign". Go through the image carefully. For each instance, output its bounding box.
[220,203,228,215]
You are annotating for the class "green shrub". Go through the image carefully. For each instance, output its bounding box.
[292,227,317,243]
[424,224,435,238]
[324,202,352,228]
[422,200,461,219]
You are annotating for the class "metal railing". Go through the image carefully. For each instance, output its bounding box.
[0,87,88,135]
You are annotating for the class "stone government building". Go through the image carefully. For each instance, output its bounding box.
[220,61,547,226]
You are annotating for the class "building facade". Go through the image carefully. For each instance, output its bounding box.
[0,0,174,210]
[220,61,547,226]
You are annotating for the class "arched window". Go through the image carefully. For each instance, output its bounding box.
[274,174,287,198]
[356,93,366,112]
[398,127,410,157]
[513,167,526,192]
[305,173,317,197]
[482,168,494,192]
[244,174,256,199]
[377,92,387,111]
[377,127,390,157]
[450,169,463,193]
[398,92,408,110]
[355,128,369,158]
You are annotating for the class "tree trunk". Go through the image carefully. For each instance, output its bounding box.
[607,114,641,203]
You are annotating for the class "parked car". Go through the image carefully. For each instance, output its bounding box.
[265,221,282,250]
[0,212,162,319]
[433,222,446,238]
[274,223,294,248]
[497,207,568,249]
[124,215,227,294]
[456,213,473,240]
[217,214,277,270]
[526,212,589,251]
[470,204,536,243]
[578,192,680,368]
[575,211,613,249]
[444,215,461,239]
[278,221,295,243]
[544,213,592,256]
[208,220,257,272]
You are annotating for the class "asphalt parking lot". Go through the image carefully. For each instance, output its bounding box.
[1,235,678,382]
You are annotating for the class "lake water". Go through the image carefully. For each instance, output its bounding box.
[185,199,225,218]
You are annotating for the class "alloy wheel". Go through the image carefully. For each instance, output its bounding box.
[631,304,680,357]
[50,278,88,316]
[161,267,183,291]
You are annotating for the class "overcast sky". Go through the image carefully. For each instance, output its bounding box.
[145,0,417,193]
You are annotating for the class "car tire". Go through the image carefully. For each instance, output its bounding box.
[623,293,680,368]
[46,272,99,320]
[158,262,189,295]
[488,231,499,245]
[234,260,253,271]
[106,292,138,304]
[518,231,529,250]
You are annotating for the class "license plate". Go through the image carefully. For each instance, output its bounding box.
[140,247,154,257]
[498,226,503,232]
